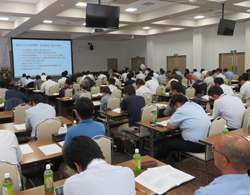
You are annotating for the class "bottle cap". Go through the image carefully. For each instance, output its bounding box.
[73,120,76,123]
[4,173,10,179]
[224,125,227,129]
[135,149,139,154]
[46,164,51,170]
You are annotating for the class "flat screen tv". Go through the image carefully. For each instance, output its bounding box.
[86,3,120,29]
[217,19,236,36]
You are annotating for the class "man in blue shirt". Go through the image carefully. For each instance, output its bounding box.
[118,85,145,143]
[155,94,211,162]
[173,69,182,77]
[62,97,105,151]
[195,134,250,195]
[59,78,74,97]
[5,86,30,103]
[223,68,234,80]
[157,68,166,83]
[24,75,34,87]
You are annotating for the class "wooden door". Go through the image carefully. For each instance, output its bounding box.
[235,52,245,76]
[219,53,234,72]
[177,55,186,74]
[107,58,117,72]
[131,57,145,71]
[167,56,176,71]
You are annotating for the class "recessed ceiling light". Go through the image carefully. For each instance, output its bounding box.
[143,26,151,30]
[82,23,86,25]
[194,15,205,19]
[76,2,87,6]
[125,8,137,12]
[247,10,250,12]
[43,20,53,23]
[0,17,9,21]
[60,4,64,6]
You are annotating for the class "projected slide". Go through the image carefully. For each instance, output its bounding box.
[12,39,73,78]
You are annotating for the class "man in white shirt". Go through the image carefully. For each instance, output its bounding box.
[208,86,245,130]
[216,68,226,80]
[214,78,233,96]
[108,78,118,92]
[136,71,146,80]
[24,75,35,87]
[111,73,120,82]
[41,72,47,81]
[121,68,130,83]
[139,61,145,70]
[86,71,93,78]
[57,71,67,88]
[204,71,214,86]
[0,130,23,164]
[145,72,159,94]
[19,73,27,86]
[63,136,136,195]
[97,72,107,80]
[136,79,153,96]
[166,71,179,90]
[144,68,151,76]
[79,71,87,84]
[239,75,250,100]
[40,76,58,94]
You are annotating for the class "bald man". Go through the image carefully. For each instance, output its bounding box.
[195,134,250,195]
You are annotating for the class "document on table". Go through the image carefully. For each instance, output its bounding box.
[33,90,41,92]
[201,95,210,100]
[0,103,4,108]
[58,141,64,147]
[38,144,62,156]
[93,101,101,106]
[14,123,26,131]
[52,93,59,95]
[135,165,195,195]
[165,92,169,96]
[156,120,169,127]
[112,108,121,114]
[154,104,168,108]
[20,144,34,154]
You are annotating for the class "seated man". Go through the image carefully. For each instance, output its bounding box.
[84,77,95,89]
[62,97,105,151]
[63,136,135,195]
[135,70,146,80]
[59,78,74,97]
[25,94,56,138]
[195,134,250,195]
[216,68,226,80]
[23,75,34,87]
[165,71,179,90]
[214,77,233,95]
[111,73,120,82]
[208,86,245,131]
[19,73,26,86]
[118,86,145,144]
[57,71,67,88]
[0,130,22,164]
[145,72,159,94]
[192,76,207,95]
[71,71,82,83]
[204,71,213,86]
[136,79,153,96]
[108,78,118,92]
[223,68,234,80]
[97,72,107,80]
[41,72,46,81]
[40,76,58,94]
[125,73,135,87]
[193,69,201,79]
[121,68,129,83]
[239,75,250,100]
[155,94,211,162]
[157,68,166,83]
[5,86,30,103]
[34,75,44,89]
[72,81,91,101]
[172,71,182,83]
[0,79,8,94]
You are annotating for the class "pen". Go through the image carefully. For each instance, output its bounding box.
[135,187,147,194]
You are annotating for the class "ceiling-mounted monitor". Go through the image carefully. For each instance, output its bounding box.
[217,19,236,36]
[86,3,120,29]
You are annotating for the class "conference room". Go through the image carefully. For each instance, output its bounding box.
[0,0,250,194]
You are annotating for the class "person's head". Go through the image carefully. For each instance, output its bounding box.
[101,86,111,96]
[75,97,94,120]
[193,69,197,73]
[64,70,68,75]
[140,61,143,64]
[82,71,86,75]
[171,82,184,94]
[208,86,223,100]
[86,71,90,74]
[216,68,222,74]
[185,69,190,74]
[212,69,216,75]
[173,69,177,72]
[108,78,115,85]
[81,81,90,90]
[129,71,134,78]
[26,75,31,79]
[84,77,90,82]
[166,70,172,78]
[62,71,66,77]
[65,78,72,87]
[206,71,212,77]
[200,69,205,73]
[112,69,117,73]
[223,68,228,73]
[145,76,151,82]
[213,134,250,175]
[36,75,41,80]
[238,75,248,85]
[0,79,7,88]
[126,73,132,80]
[22,73,26,77]
[169,94,188,109]
[136,79,145,89]
[160,68,165,75]
[46,76,51,80]
[125,67,129,72]
[42,72,45,75]
[242,73,249,80]
[31,94,45,106]
[124,85,135,97]
[111,73,117,78]
[63,135,104,172]
[192,76,198,82]
[172,72,176,76]
[147,72,153,77]
[214,77,224,86]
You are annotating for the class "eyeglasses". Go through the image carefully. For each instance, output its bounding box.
[211,145,230,163]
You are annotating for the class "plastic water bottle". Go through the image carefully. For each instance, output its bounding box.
[72,120,77,127]
[160,87,163,95]
[70,91,73,97]
[56,88,59,93]
[147,96,151,104]
[93,89,96,94]
[24,112,26,120]
[35,85,38,90]
[106,81,109,85]
[0,96,2,104]
[229,81,231,86]
[133,149,141,174]
[44,164,53,194]
[153,108,157,122]
[247,114,250,132]
[2,173,13,195]
[206,102,210,112]
[222,125,229,135]
[61,83,64,88]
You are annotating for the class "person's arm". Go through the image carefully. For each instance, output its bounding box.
[13,133,23,163]
[62,131,72,151]
[120,99,127,115]
[163,104,176,117]
[212,101,220,119]
[240,85,246,97]
[166,122,178,129]
[41,83,45,93]
[25,111,32,130]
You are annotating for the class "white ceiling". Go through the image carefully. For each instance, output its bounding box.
[0,0,250,40]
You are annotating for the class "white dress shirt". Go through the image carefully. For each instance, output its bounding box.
[0,130,23,164]
[0,88,8,94]
[166,78,179,90]
[220,84,234,96]
[204,76,213,86]
[121,73,128,82]
[212,94,245,129]
[79,75,87,84]
[193,72,201,79]
[144,70,149,76]
[153,73,158,79]
[57,77,67,88]
[108,85,118,92]
[64,159,136,195]
[41,75,47,81]
[136,85,153,96]
[113,77,120,82]
[216,73,226,80]
[140,64,145,69]
[145,79,159,94]
[41,79,58,94]
[136,73,146,80]
[98,74,106,80]
[240,81,250,100]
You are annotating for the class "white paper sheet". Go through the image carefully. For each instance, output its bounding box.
[14,123,26,131]
[112,108,121,114]
[33,90,41,92]
[201,95,210,100]
[20,144,34,154]
[156,120,169,127]
[38,144,62,156]
[154,103,168,108]
[0,103,4,108]
[231,80,239,82]
[58,141,64,147]
[52,93,59,95]
[101,85,107,87]
[93,101,101,106]
[165,92,169,96]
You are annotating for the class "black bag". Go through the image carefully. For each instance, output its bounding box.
[111,133,125,153]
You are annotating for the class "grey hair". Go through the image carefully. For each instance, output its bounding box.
[81,81,90,90]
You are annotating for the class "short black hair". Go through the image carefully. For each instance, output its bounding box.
[242,73,249,80]
[84,77,90,81]
[246,69,250,73]
[223,68,228,72]
[36,75,41,80]
[22,73,26,77]
[26,75,31,79]
[46,76,51,80]
[82,71,86,75]
[138,68,142,71]
[108,78,115,85]
[101,86,111,94]
[129,71,134,78]
[160,68,165,74]
[136,79,145,86]
[193,69,197,72]
[208,86,223,97]
[216,68,222,73]
[169,94,188,107]
[167,70,171,74]
[214,77,224,85]
[64,70,68,75]
[127,73,132,80]
[239,75,248,82]
[124,85,135,96]
[63,136,104,172]
[145,76,151,81]
[212,69,216,74]
[75,97,94,119]
[148,72,153,77]
[65,78,72,86]
[31,94,45,104]
[86,71,90,74]
[172,72,176,75]
[112,73,117,78]
[173,69,177,72]
[200,69,205,73]
[62,72,67,77]
[185,69,190,74]
[0,79,6,88]
[171,82,183,93]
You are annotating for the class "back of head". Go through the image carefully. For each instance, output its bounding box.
[193,69,197,72]
[207,71,212,76]
[171,82,183,93]
[136,79,145,86]
[169,94,188,107]
[242,73,249,81]
[138,68,142,71]
[81,81,90,90]
[65,78,72,86]
[62,72,67,77]
[185,69,190,74]
[173,69,177,72]
[212,69,216,74]
[147,72,153,77]
[127,73,132,80]
[145,76,151,82]
[108,78,115,85]
[101,86,111,94]
[160,68,165,75]
[64,70,68,75]
[223,68,228,72]
[246,69,250,74]
[112,73,117,78]
[75,97,94,119]
[46,76,51,80]
[0,79,7,88]
[63,135,104,172]
[124,85,135,96]
[214,77,224,85]
[86,71,90,74]
[36,75,41,80]
[84,77,90,81]
[22,73,26,77]
[208,86,223,97]
[26,75,31,79]
[82,71,86,75]
[31,94,45,104]
[216,68,222,73]
[129,71,134,78]
[172,72,176,76]
[200,69,205,73]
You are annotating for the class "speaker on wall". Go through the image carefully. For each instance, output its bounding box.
[88,43,94,50]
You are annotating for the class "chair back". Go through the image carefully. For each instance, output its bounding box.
[13,104,32,122]
[186,87,195,98]
[91,86,100,94]
[0,161,22,193]
[115,81,122,87]
[73,83,80,93]
[160,78,167,85]
[96,80,102,87]
[140,105,157,137]
[112,89,122,99]
[224,78,229,85]
[79,92,92,100]
[92,135,113,164]
[107,98,120,109]
[4,98,23,111]
[77,77,82,83]
[242,107,250,128]
[141,93,153,105]
[36,118,63,140]
[132,82,137,90]
[209,80,215,86]
[102,77,107,84]
[232,74,238,80]
[182,78,188,86]
[232,92,243,101]
[49,85,58,94]
[0,94,6,103]
[206,85,211,95]
[26,82,34,88]
[156,85,165,94]
[64,88,73,97]
[90,77,95,81]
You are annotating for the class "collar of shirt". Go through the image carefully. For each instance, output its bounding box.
[86,158,106,170]
[80,118,93,124]
[219,94,226,99]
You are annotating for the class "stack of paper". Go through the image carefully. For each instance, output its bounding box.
[112,108,121,114]
[135,165,195,195]
[38,144,62,156]
[156,120,169,127]
[154,104,168,108]
[20,144,34,154]
[52,93,59,95]
[93,101,101,106]
[33,90,41,92]
[14,123,26,131]
[165,92,169,96]
[92,93,102,97]
[101,85,107,87]
[58,141,65,147]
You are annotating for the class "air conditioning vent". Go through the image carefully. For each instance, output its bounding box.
[110,0,139,5]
